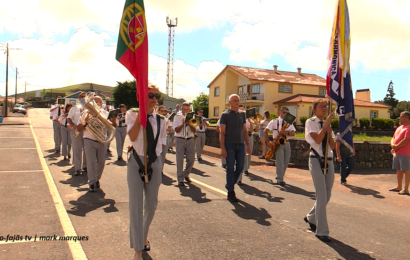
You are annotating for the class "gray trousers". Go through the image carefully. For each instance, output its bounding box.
[167,132,174,150]
[275,142,291,182]
[70,131,87,171]
[238,135,254,182]
[175,137,195,182]
[160,143,167,172]
[84,138,107,185]
[115,126,127,158]
[106,128,112,151]
[195,132,206,159]
[53,120,61,150]
[60,126,72,157]
[306,158,334,236]
[127,153,162,251]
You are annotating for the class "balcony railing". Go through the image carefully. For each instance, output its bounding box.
[225,93,264,102]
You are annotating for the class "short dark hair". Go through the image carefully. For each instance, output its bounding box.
[401,111,410,119]
[119,104,126,109]
[197,108,203,113]
[281,107,289,112]
[182,102,190,107]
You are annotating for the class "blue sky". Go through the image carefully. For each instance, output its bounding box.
[0,0,409,102]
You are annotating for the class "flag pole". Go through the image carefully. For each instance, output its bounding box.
[323,97,332,175]
[143,127,149,183]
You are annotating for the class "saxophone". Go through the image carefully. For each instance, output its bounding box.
[265,122,289,160]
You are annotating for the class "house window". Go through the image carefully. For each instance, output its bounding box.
[252,84,260,94]
[279,84,292,93]
[238,86,243,94]
[319,88,327,96]
[214,107,219,116]
[214,87,220,97]
[370,111,378,120]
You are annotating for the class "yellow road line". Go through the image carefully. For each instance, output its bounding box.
[0,148,37,150]
[0,170,44,173]
[0,137,33,138]
[28,118,87,260]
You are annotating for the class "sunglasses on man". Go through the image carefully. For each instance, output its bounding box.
[148,93,161,99]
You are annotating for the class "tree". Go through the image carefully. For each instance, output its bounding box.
[112,80,139,109]
[393,101,410,117]
[383,81,399,118]
[192,92,209,117]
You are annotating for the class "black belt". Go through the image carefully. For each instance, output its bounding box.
[197,131,205,133]
[176,137,193,140]
[310,155,333,160]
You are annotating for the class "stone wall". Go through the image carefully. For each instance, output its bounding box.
[205,127,393,169]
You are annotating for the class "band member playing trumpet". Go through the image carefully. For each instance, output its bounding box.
[76,96,111,192]
[157,105,171,173]
[126,85,166,259]
[195,108,209,162]
[304,99,335,243]
[67,92,87,176]
[58,103,73,161]
[264,107,296,186]
[173,102,197,186]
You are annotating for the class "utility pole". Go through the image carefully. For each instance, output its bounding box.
[15,67,18,105]
[24,81,27,102]
[166,16,178,98]
[5,43,9,117]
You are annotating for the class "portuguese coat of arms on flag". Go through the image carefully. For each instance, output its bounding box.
[116,0,149,128]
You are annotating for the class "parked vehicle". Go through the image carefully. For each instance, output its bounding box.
[13,104,27,115]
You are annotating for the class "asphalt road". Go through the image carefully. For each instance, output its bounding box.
[0,108,409,260]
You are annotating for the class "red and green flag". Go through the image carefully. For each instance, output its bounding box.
[116,0,149,128]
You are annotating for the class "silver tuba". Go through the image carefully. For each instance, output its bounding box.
[78,92,115,144]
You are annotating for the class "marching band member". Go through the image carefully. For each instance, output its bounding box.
[265,107,296,186]
[195,108,209,162]
[220,95,250,202]
[77,96,110,192]
[50,98,63,154]
[173,102,197,186]
[304,99,335,243]
[58,103,73,161]
[113,104,127,161]
[104,97,114,154]
[67,92,87,176]
[126,84,166,260]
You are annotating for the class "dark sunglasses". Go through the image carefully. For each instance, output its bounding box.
[148,93,161,99]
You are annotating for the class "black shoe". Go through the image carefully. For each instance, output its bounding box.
[278,181,286,187]
[237,181,243,186]
[227,191,238,202]
[184,177,192,183]
[304,216,317,232]
[74,170,81,176]
[244,171,249,176]
[68,154,71,159]
[117,156,123,161]
[82,168,87,173]
[316,235,331,243]
[89,184,95,192]
[197,157,202,162]
[55,150,60,154]
[222,164,227,169]
[95,181,100,188]
[144,241,150,251]
[178,182,185,187]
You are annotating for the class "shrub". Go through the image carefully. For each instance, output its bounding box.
[395,118,400,127]
[270,113,278,120]
[372,118,394,129]
[299,116,308,126]
[209,118,218,124]
[359,118,370,129]
[331,118,339,129]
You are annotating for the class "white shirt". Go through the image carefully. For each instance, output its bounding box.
[102,104,114,111]
[196,117,207,132]
[266,117,296,139]
[83,109,109,141]
[116,112,127,127]
[260,119,270,130]
[58,115,69,126]
[173,113,195,138]
[67,104,82,126]
[126,109,166,157]
[305,116,335,157]
[50,104,63,120]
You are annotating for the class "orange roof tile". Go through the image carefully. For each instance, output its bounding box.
[274,94,391,108]
[228,65,326,86]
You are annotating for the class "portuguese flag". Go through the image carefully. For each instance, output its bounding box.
[116,0,149,128]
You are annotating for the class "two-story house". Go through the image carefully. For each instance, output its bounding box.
[208,65,390,124]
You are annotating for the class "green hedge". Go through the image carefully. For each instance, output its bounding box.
[359,118,370,129]
[372,118,394,129]
[299,116,308,126]
[270,113,278,120]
